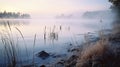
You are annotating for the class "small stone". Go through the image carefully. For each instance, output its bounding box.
[37,51,50,59]
[40,65,46,67]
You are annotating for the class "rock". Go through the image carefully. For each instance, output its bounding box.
[22,64,34,67]
[55,61,65,67]
[37,51,50,59]
[68,48,79,52]
[69,43,72,46]
[40,65,46,67]
[51,54,66,58]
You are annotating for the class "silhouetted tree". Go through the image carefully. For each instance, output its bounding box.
[109,0,120,18]
[109,0,120,34]
[109,0,120,6]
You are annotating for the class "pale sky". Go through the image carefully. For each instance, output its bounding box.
[0,0,111,15]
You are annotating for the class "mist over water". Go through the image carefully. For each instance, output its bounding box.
[0,16,113,65]
[0,0,118,66]
[0,4,117,66]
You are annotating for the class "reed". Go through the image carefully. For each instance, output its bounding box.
[44,26,46,44]
[0,21,30,67]
[15,27,29,59]
[0,21,17,67]
[32,34,36,65]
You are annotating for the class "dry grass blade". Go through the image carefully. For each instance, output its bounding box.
[76,39,109,67]
[32,34,36,65]
[15,27,29,61]
[0,28,17,67]
[44,26,46,43]
[15,27,25,41]
[7,21,11,31]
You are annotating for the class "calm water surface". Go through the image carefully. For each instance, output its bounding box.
[0,18,112,65]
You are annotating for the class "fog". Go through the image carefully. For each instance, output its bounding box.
[1,0,119,67]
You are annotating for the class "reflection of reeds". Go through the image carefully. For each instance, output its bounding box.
[60,25,62,31]
[43,25,59,44]
[49,25,58,41]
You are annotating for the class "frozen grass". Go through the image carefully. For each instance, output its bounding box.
[76,39,110,67]
[76,28,120,67]
[83,40,108,59]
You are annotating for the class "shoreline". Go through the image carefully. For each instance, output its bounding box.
[38,29,120,67]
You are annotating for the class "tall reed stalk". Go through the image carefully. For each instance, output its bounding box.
[32,34,36,65]
[0,21,17,67]
[0,21,30,67]
[15,27,29,60]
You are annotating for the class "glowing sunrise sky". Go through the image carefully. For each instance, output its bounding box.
[0,0,111,15]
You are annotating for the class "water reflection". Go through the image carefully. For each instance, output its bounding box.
[0,19,112,66]
[0,19,29,26]
[43,25,66,44]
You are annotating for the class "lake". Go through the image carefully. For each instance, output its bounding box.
[0,18,112,66]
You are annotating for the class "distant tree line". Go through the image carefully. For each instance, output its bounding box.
[0,11,31,19]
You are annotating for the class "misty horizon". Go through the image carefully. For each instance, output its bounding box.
[0,0,112,18]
